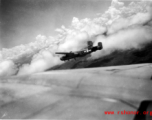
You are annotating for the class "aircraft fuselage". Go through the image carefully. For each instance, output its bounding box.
[60,46,101,61]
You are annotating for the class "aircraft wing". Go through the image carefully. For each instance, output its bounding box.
[56,51,81,55]
[1,64,152,119]
[55,52,71,55]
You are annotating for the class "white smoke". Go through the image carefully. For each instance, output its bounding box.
[0,0,152,76]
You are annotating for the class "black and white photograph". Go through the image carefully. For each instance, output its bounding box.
[0,0,152,119]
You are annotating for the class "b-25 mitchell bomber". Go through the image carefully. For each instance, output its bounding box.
[55,41,103,61]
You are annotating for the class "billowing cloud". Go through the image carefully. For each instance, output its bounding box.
[0,60,18,77]
[0,0,152,76]
[18,50,61,75]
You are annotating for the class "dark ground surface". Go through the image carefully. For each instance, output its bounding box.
[48,41,152,70]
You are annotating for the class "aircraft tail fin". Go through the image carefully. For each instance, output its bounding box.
[97,42,103,50]
[87,41,93,49]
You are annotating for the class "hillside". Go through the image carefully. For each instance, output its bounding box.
[49,42,152,70]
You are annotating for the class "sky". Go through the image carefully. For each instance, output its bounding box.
[1,0,112,49]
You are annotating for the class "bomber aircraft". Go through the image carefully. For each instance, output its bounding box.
[55,41,103,61]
